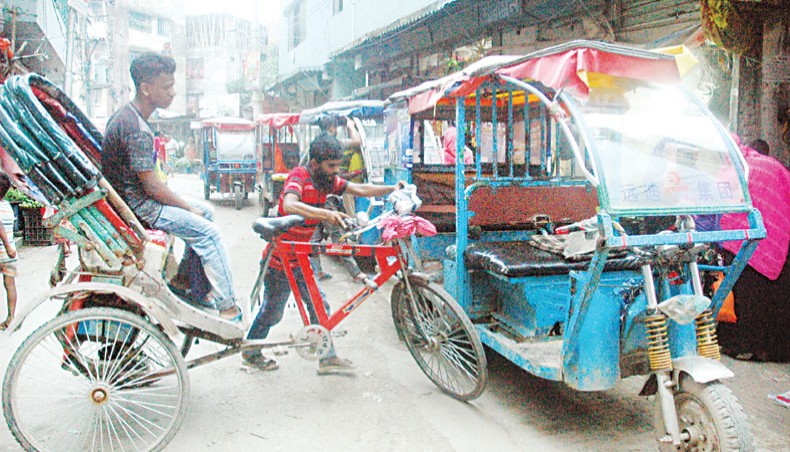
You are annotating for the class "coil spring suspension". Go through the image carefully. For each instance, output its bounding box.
[695,309,721,360]
[645,313,673,371]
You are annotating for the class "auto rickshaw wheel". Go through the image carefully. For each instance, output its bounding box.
[392,276,487,401]
[233,184,243,210]
[655,375,753,451]
[2,307,190,452]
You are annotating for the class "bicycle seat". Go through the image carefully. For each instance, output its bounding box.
[252,215,305,240]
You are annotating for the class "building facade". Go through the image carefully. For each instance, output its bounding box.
[277,0,789,166]
[1,0,75,84]
[273,0,438,110]
[80,0,186,129]
[185,14,266,120]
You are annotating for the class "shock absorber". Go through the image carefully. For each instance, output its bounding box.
[688,261,721,360]
[695,309,721,360]
[645,313,673,371]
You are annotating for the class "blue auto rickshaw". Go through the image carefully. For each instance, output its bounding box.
[385,40,762,450]
[200,117,257,210]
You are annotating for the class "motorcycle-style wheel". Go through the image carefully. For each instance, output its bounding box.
[234,184,243,210]
[3,307,190,452]
[392,276,487,401]
[656,375,753,451]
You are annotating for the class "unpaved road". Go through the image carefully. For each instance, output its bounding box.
[1,174,787,451]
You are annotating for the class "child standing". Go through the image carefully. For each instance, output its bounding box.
[0,173,17,330]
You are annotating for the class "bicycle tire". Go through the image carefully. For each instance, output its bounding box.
[3,307,190,452]
[392,276,487,401]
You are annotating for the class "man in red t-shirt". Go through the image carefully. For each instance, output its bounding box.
[243,133,404,373]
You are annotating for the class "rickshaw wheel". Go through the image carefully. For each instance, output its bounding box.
[392,276,487,401]
[3,307,190,452]
[204,184,210,200]
[390,282,405,342]
[655,376,753,452]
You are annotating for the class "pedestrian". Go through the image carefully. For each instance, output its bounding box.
[442,121,473,165]
[101,52,242,321]
[717,137,790,362]
[243,133,405,374]
[0,173,18,330]
[319,115,363,215]
[153,132,170,183]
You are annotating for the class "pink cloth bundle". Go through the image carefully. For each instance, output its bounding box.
[379,215,437,241]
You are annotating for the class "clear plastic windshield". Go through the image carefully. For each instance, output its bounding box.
[578,82,748,212]
[215,130,255,160]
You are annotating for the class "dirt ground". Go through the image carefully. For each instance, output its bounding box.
[1,174,787,451]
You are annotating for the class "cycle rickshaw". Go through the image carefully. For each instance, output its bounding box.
[0,75,485,451]
[200,117,257,210]
[255,112,301,217]
[385,40,761,450]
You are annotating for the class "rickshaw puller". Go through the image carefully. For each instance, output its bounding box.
[244,133,405,373]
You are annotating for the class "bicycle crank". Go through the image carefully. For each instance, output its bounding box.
[292,325,333,360]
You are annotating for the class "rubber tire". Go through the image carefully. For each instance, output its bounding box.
[2,307,190,452]
[655,375,754,451]
[392,276,487,401]
[204,184,210,200]
[234,184,243,210]
[390,281,405,342]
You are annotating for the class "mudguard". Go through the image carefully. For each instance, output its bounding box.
[5,282,180,341]
[639,356,735,396]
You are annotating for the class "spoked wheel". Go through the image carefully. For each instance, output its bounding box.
[392,276,487,401]
[234,184,243,210]
[3,307,190,452]
[656,376,753,451]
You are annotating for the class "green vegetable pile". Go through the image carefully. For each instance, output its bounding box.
[4,188,44,209]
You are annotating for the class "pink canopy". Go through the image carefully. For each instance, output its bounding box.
[392,40,683,114]
[255,113,300,129]
[201,116,255,131]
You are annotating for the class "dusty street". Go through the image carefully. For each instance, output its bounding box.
[1,174,787,451]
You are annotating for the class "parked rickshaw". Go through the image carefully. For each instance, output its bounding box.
[255,113,301,216]
[0,74,479,451]
[386,40,761,450]
[200,117,257,210]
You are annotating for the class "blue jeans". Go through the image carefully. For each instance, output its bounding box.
[245,265,334,359]
[153,200,236,311]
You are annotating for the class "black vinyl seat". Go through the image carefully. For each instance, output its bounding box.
[464,241,649,277]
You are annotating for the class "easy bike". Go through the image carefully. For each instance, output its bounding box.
[384,40,762,450]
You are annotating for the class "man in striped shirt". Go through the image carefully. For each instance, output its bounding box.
[243,133,404,374]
